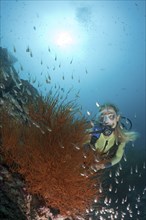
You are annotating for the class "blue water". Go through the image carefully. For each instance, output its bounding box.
[1,1,146,219]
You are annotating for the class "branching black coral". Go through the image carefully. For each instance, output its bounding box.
[1,95,103,217]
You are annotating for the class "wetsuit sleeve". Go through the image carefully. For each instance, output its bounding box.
[104,142,126,168]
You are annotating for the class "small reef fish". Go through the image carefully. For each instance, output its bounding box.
[13,46,16,53]
[26,46,30,52]
[70,58,73,64]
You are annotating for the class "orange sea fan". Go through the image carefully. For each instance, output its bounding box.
[1,95,103,217]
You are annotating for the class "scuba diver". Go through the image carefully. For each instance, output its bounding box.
[86,103,139,171]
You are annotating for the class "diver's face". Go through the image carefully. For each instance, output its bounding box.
[99,107,120,129]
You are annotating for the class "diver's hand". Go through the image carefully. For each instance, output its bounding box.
[95,163,105,170]
[90,163,105,172]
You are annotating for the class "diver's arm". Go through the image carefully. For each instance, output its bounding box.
[83,127,95,147]
[86,128,93,133]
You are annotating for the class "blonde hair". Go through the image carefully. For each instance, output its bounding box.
[99,103,139,144]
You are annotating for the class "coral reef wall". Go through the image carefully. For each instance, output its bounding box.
[0,47,103,218]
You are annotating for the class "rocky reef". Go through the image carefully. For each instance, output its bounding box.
[0,47,39,122]
[0,47,100,220]
[0,47,63,220]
